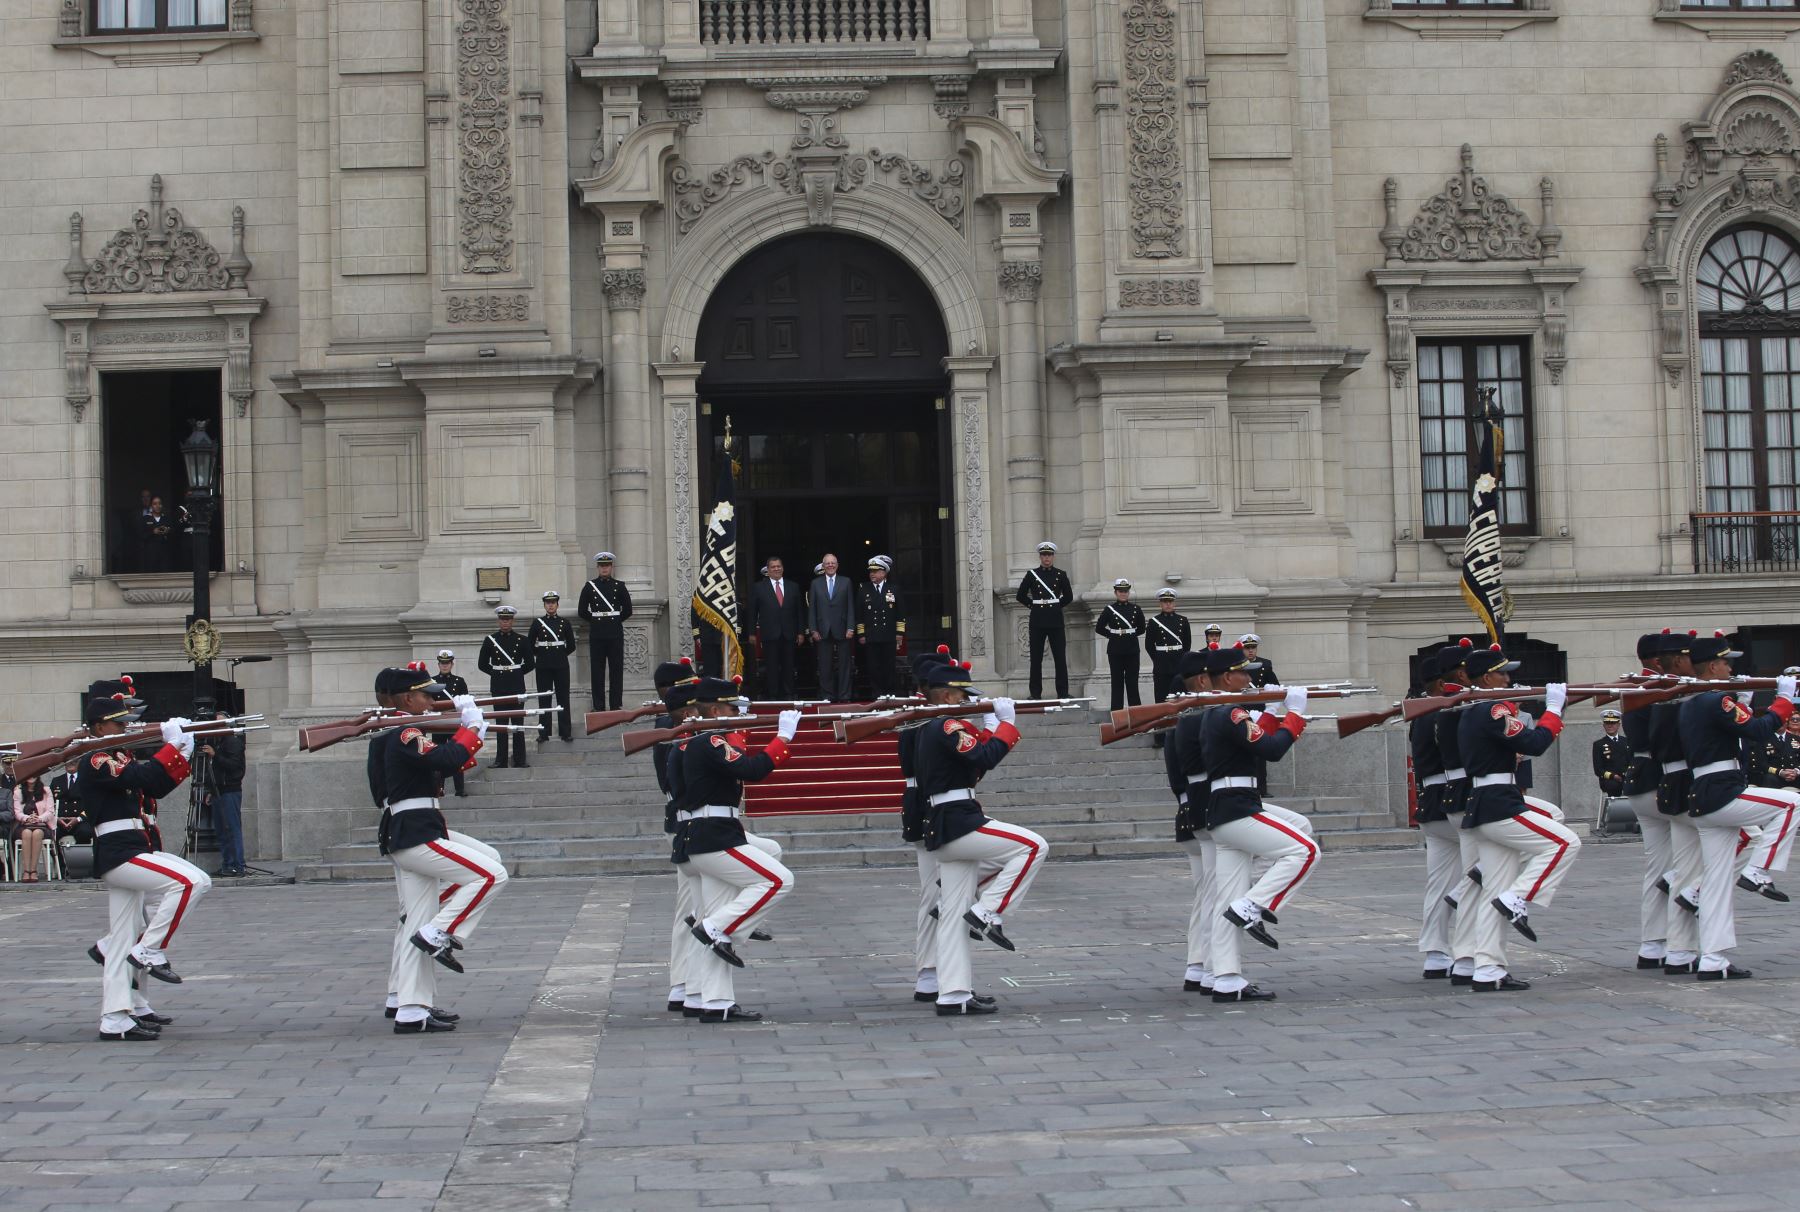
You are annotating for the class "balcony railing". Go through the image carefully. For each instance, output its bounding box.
[1692,511,1800,573]
[699,0,931,45]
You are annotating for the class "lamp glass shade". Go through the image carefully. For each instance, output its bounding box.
[180,421,218,492]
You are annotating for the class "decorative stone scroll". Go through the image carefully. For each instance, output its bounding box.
[72,177,250,295]
[456,0,515,275]
[600,269,647,310]
[1122,0,1184,260]
[670,148,967,236]
[447,294,529,323]
[1118,277,1201,308]
[998,261,1043,303]
[1380,145,1554,264]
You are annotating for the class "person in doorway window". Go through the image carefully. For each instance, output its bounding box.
[138,496,174,573]
[809,553,856,702]
[745,556,804,699]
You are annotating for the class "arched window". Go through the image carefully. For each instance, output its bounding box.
[1697,225,1800,568]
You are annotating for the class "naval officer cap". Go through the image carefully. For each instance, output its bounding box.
[594,552,615,564]
[437,649,455,661]
[1036,541,1058,554]
[1156,588,1177,601]
[495,605,518,617]
[1601,708,1623,721]
[1204,623,1223,635]
[868,554,892,571]
[1239,633,1261,645]
[1112,577,1132,590]
[542,590,560,602]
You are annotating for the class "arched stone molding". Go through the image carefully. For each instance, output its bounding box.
[1637,49,1800,572]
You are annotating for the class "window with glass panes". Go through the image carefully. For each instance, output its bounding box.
[1417,339,1535,537]
[92,0,227,32]
[1680,1,1798,10]
[1387,0,1522,7]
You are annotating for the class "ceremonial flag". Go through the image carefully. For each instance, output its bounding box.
[692,422,744,677]
[1459,385,1511,644]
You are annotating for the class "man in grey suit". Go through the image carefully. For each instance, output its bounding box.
[808,552,856,702]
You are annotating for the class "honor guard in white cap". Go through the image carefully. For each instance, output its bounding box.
[433,650,471,797]
[1593,709,1630,800]
[532,592,577,743]
[1239,634,1280,688]
[1095,578,1147,712]
[580,552,634,712]
[1146,589,1193,707]
[856,555,904,697]
[1016,542,1073,698]
[478,606,533,768]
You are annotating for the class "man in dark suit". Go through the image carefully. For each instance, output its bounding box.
[745,555,804,699]
[808,552,856,702]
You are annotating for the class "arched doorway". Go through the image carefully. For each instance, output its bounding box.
[696,232,954,696]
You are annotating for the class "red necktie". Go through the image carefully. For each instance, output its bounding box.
[775,582,784,605]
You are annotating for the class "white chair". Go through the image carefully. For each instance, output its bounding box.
[11,832,60,882]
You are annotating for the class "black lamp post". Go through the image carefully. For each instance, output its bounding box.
[181,419,218,719]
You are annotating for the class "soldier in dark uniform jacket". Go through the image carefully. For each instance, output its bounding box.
[856,555,905,698]
[1677,634,1800,980]
[478,606,533,768]
[1593,710,1631,797]
[531,591,577,743]
[1434,639,1484,984]
[646,658,703,1014]
[81,695,209,1041]
[1455,644,1580,993]
[1095,578,1148,711]
[1199,644,1317,1004]
[914,662,1037,1016]
[676,678,801,1023]
[1015,541,1073,699]
[579,552,634,711]
[433,650,471,798]
[1145,590,1192,705]
[1651,630,1706,971]
[1622,632,1669,968]
[1241,635,1280,689]
[1169,650,1215,993]
[901,645,955,1004]
[1410,654,1458,980]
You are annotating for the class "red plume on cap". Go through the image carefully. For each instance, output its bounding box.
[960,660,972,671]
[1208,641,1219,650]
[1687,629,1698,638]
[731,674,744,685]
[1490,643,1502,652]
[679,656,692,666]
[1715,629,1727,638]
[110,693,125,701]
[407,660,427,672]
[1459,637,1472,648]
[119,675,133,686]
[936,644,950,655]
[1662,627,1671,635]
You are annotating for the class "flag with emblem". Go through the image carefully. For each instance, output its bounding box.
[692,420,744,678]
[1459,385,1511,644]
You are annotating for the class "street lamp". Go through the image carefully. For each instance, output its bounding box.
[180,419,219,719]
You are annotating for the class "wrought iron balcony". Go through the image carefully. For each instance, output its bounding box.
[1691,510,1800,573]
[699,0,931,45]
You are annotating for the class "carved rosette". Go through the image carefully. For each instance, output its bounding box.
[601,269,647,310]
[998,261,1043,304]
[1122,0,1184,260]
[1118,277,1200,308]
[447,293,529,323]
[456,0,515,275]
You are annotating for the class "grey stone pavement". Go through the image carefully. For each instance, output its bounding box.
[7,840,1800,1210]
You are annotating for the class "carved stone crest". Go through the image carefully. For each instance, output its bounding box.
[447,294,529,323]
[1122,0,1184,260]
[76,176,247,295]
[1726,49,1792,89]
[670,148,966,237]
[1388,145,1543,263]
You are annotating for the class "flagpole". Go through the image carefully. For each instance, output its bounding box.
[1458,385,1509,644]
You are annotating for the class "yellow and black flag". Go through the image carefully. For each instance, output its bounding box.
[1459,385,1511,644]
[692,421,745,678]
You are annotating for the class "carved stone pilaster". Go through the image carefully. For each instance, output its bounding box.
[1122,0,1184,260]
[61,318,93,422]
[455,0,514,275]
[229,0,253,32]
[59,0,81,38]
[1383,292,1412,388]
[998,261,1043,303]
[64,213,86,294]
[666,81,703,127]
[959,391,988,657]
[601,268,647,310]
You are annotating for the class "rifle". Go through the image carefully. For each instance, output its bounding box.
[836,698,1092,745]
[298,708,539,753]
[6,729,88,760]
[584,702,665,735]
[1110,685,1378,736]
[1619,677,1782,714]
[620,714,783,757]
[14,715,268,783]
[609,696,928,744]
[1399,683,1634,723]
[1336,704,1404,739]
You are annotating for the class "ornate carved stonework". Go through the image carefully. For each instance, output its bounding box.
[623,626,651,676]
[1389,145,1543,262]
[932,75,971,121]
[670,149,966,236]
[1118,277,1201,308]
[671,407,694,601]
[1122,0,1184,260]
[750,75,885,151]
[600,269,647,309]
[92,325,226,346]
[1727,49,1792,89]
[60,0,80,38]
[869,150,966,231]
[1411,296,1536,312]
[456,0,515,275]
[959,392,988,658]
[998,261,1043,303]
[79,176,234,294]
[446,293,529,323]
[666,81,703,126]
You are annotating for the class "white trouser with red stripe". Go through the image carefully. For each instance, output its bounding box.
[1179,835,1216,983]
[389,830,501,1006]
[933,819,1048,1006]
[1449,824,1481,976]
[1663,815,1763,961]
[1695,788,1800,970]
[1469,806,1581,980]
[1627,793,1670,958]
[678,832,782,1008]
[101,851,211,1018]
[688,842,794,1010]
[389,834,510,1012]
[1418,819,1462,965]
[1209,807,1319,994]
[914,842,940,992]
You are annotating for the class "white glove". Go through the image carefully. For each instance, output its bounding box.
[1739,688,1758,707]
[992,697,1017,725]
[459,700,484,730]
[1778,675,1797,702]
[161,717,195,758]
[981,712,999,734]
[1543,683,1567,716]
[776,709,802,741]
[451,694,476,713]
[1282,685,1308,716]
[738,699,751,715]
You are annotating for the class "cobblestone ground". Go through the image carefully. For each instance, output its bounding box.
[5,841,1800,1210]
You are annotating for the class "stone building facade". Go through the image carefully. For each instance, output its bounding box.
[8,1,1800,856]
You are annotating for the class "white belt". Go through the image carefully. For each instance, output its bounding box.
[691,805,739,819]
[1693,760,1739,777]
[388,797,437,814]
[591,611,620,618]
[1186,774,1209,785]
[1472,774,1514,787]
[1177,793,1188,806]
[1662,760,1689,775]
[1442,767,1467,781]
[929,790,976,806]
[1634,751,1651,759]
[95,819,143,838]
[904,778,918,788]
[1211,776,1258,790]
[1421,774,1448,788]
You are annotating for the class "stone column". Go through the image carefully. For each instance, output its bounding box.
[654,361,704,657]
[944,355,999,681]
[998,259,1046,571]
[602,267,652,587]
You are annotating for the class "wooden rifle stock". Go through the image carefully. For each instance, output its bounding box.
[1619,677,1779,713]
[1116,686,1374,734]
[584,702,665,735]
[13,718,249,783]
[1336,705,1404,738]
[299,709,533,753]
[836,698,1082,745]
[620,714,785,757]
[9,729,87,760]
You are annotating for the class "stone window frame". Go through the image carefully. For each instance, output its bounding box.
[1654,0,1800,40]
[54,0,256,66]
[90,0,229,34]
[1414,335,1540,541]
[1363,0,1556,38]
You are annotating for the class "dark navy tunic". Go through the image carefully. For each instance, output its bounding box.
[80,743,189,877]
[1456,700,1560,828]
[1198,704,1303,829]
[1679,690,1795,816]
[1172,710,1210,842]
[379,724,481,853]
[1621,671,1660,797]
[914,716,1019,851]
[1409,703,1447,824]
[676,729,791,858]
[1649,701,1691,817]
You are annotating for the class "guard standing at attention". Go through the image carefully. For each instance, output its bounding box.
[857,555,904,698]
[1242,635,1280,688]
[1016,541,1073,699]
[1747,676,1800,790]
[478,606,533,769]
[1095,577,1148,711]
[579,552,633,712]
[532,591,577,744]
[433,649,471,798]
[1145,589,1192,703]
[1592,709,1631,798]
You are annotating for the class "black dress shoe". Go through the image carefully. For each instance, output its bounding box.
[700,1004,763,1023]
[690,923,746,968]
[1212,985,1276,1003]
[1450,973,1473,986]
[134,1011,173,1026]
[913,990,938,1003]
[961,910,1016,951]
[936,999,998,1016]
[100,1025,161,1041]
[409,931,464,974]
[1467,866,1484,887]
[1697,964,1753,981]
[1491,897,1538,943]
[1222,906,1279,950]
[215,868,243,878]
[668,999,686,1012]
[1739,875,1791,903]
[1663,959,1698,974]
[1472,975,1532,992]
[1422,969,1450,980]
[394,1015,457,1034]
[127,1017,162,1035]
[749,928,774,942]
[1674,891,1700,915]
[492,763,509,770]
[87,944,104,965]
[1637,956,1666,970]
[971,993,998,1007]
[126,953,182,984]
[1183,979,1215,992]
[1654,875,1672,895]
[385,1005,458,1021]
[682,1005,702,1017]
